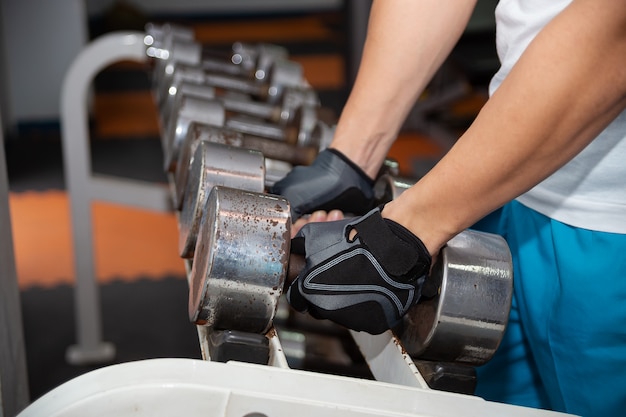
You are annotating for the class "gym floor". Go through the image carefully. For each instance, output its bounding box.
[4,4,497,403]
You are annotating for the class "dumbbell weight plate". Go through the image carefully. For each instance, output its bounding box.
[163,95,225,172]
[231,41,289,78]
[400,229,513,366]
[188,186,291,334]
[145,22,195,47]
[178,141,265,259]
[372,173,513,365]
[160,82,216,131]
[173,124,243,211]
[154,40,290,103]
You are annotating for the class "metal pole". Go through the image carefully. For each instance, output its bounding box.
[0,110,30,416]
[60,31,170,365]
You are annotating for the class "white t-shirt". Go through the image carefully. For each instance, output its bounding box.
[489,0,626,233]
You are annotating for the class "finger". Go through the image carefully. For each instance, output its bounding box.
[309,210,329,222]
[326,209,345,221]
[291,210,330,237]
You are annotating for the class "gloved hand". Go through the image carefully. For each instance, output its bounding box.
[287,206,431,334]
[269,148,375,220]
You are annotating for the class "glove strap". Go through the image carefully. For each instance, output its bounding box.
[326,148,375,186]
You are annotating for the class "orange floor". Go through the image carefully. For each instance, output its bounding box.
[9,191,186,289]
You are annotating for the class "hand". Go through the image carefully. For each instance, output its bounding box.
[286,206,431,334]
[269,149,376,220]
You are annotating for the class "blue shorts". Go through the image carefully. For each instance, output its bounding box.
[472,201,626,417]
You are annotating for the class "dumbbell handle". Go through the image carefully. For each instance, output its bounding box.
[225,115,299,143]
[286,253,306,288]
[230,133,317,166]
[204,73,268,98]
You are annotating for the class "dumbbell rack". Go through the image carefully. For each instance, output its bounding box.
[59,30,573,417]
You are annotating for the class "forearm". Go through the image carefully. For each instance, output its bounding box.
[383,0,626,255]
[331,0,478,178]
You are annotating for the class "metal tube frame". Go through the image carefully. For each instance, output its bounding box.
[60,31,171,365]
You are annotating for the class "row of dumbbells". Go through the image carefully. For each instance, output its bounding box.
[143,22,368,366]
[143,23,512,393]
[145,22,336,180]
[145,20,409,323]
[143,22,423,369]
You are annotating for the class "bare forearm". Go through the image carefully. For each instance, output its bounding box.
[331,0,477,178]
[384,0,626,254]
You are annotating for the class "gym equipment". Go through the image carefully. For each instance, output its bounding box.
[173,123,318,210]
[188,186,512,366]
[163,94,334,172]
[373,174,512,365]
[155,54,304,106]
[144,22,194,48]
[157,38,288,79]
[399,228,513,365]
[160,76,320,129]
[373,173,416,204]
[188,186,291,334]
[178,141,267,259]
[159,78,325,143]
[146,24,290,90]
[145,22,291,94]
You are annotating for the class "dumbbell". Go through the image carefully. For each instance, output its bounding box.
[160,75,319,130]
[173,123,319,210]
[161,39,289,80]
[146,25,289,86]
[155,56,305,109]
[370,174,514,365]
[187,186,513,366]
[162,95,334,173]
[178,140,294,259]
[145,23,291,94]
[144,22,194,60]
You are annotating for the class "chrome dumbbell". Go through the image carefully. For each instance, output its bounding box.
[172,123,320,210]
[156,56,305,108]
[372,173,514,366]
[145,22,289,92]
[160,77,320,130]
[177,140,296,259]
[187,186,512,368]
[162,95,334,172]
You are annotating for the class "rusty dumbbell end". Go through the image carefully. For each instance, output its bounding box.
[188,186,513,366]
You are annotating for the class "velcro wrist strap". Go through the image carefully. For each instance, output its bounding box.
[326,148,375,186]
[350,208,431,281]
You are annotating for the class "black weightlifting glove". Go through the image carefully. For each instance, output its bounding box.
[286,206,431,334]
[269,149,375,220]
